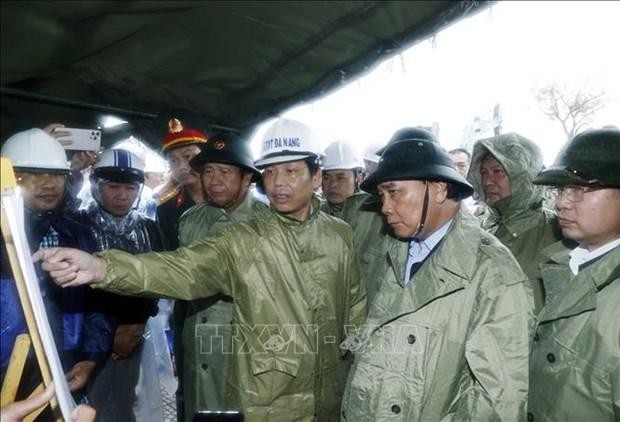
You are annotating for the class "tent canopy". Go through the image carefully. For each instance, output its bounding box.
[1,1,489,147]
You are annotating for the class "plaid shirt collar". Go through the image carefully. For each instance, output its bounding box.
[39,226,60,249]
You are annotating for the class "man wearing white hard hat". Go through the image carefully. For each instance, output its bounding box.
[320,141,364,218]
[1,129,112,404]
[35,118,366,421]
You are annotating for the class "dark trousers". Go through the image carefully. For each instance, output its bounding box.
[88,343,143,422]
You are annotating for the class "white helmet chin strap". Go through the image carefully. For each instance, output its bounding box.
[411,181,430,240]
[132,183,144,212]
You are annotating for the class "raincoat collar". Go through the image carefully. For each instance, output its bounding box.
[404,218,453,282]
[271,194,321,227]
[218,189,261,220]
[490,196,547,236]
[321,200,343,216]
[539,242,619,323]
[384,209,478,315]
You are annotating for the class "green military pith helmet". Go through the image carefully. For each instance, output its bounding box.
[361,138,473,199]
[375,126,438,155]
[533,128,620,187]
[189,131,261,182]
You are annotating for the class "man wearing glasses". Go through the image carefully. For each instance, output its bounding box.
[527,128,620,422]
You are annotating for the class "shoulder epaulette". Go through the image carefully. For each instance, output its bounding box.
[158,187,180,206]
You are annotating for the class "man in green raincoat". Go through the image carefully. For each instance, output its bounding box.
[468,133,563,312]
[528,128,620,422]
[340,191,396,304]
[341,127,440,305]
[320,141,364,219]
[341,136,533,421]
[35,118,366,422]
[177,132,267,420]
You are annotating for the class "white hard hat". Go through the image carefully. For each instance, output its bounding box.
[93,148,145,184]
[1,128,69,173]
[322,141,364,171]
[254,118,322,168]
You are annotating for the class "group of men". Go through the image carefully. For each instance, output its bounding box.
[0,127,171,420]
[1,115,618,422]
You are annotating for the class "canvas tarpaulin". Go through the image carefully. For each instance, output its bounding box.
[1,1,489,146]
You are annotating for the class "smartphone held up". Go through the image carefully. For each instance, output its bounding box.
[53,127,101,151]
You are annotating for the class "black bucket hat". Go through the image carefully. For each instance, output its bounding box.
[190,132,261,182]
[361,139,473,199]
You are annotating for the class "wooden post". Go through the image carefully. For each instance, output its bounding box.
[0,334,31,406]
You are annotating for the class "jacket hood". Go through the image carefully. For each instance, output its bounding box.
[468,133,545,216]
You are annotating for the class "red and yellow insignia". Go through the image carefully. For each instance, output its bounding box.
[176,191,185,208]
[168,118,183,133]
[214,140,225,150]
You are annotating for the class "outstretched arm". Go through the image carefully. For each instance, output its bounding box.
[33,248,107,287]
[34,234,236,301]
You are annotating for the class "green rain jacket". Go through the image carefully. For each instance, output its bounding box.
[341,192,407,305]
[341,209,534,421]
[528,242,620,421]
[319,199,344,219]
[177,193,267,420]
[95,198,366,422]
[469,133,562,313]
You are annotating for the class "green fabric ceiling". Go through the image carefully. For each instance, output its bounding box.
[1,0,489,147]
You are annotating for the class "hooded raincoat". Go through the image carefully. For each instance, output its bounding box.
[469,133,562,312]
[341,209,534,421]
[94,198,366,421]
[177,193,267,420]
[528,242,620,421]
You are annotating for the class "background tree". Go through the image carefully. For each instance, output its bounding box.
[534,83,607,140]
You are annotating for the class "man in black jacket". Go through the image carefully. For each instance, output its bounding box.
[1,128,112,408]
[71,148,164,421]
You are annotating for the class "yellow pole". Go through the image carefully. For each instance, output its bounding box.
[0,334,31,406]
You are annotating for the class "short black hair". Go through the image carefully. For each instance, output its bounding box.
[448,148,471,160]
[304,156,321,176]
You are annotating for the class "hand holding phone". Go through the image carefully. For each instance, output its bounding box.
[53,127,101,151]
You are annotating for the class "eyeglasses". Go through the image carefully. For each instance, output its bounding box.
[549,185,603,203]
